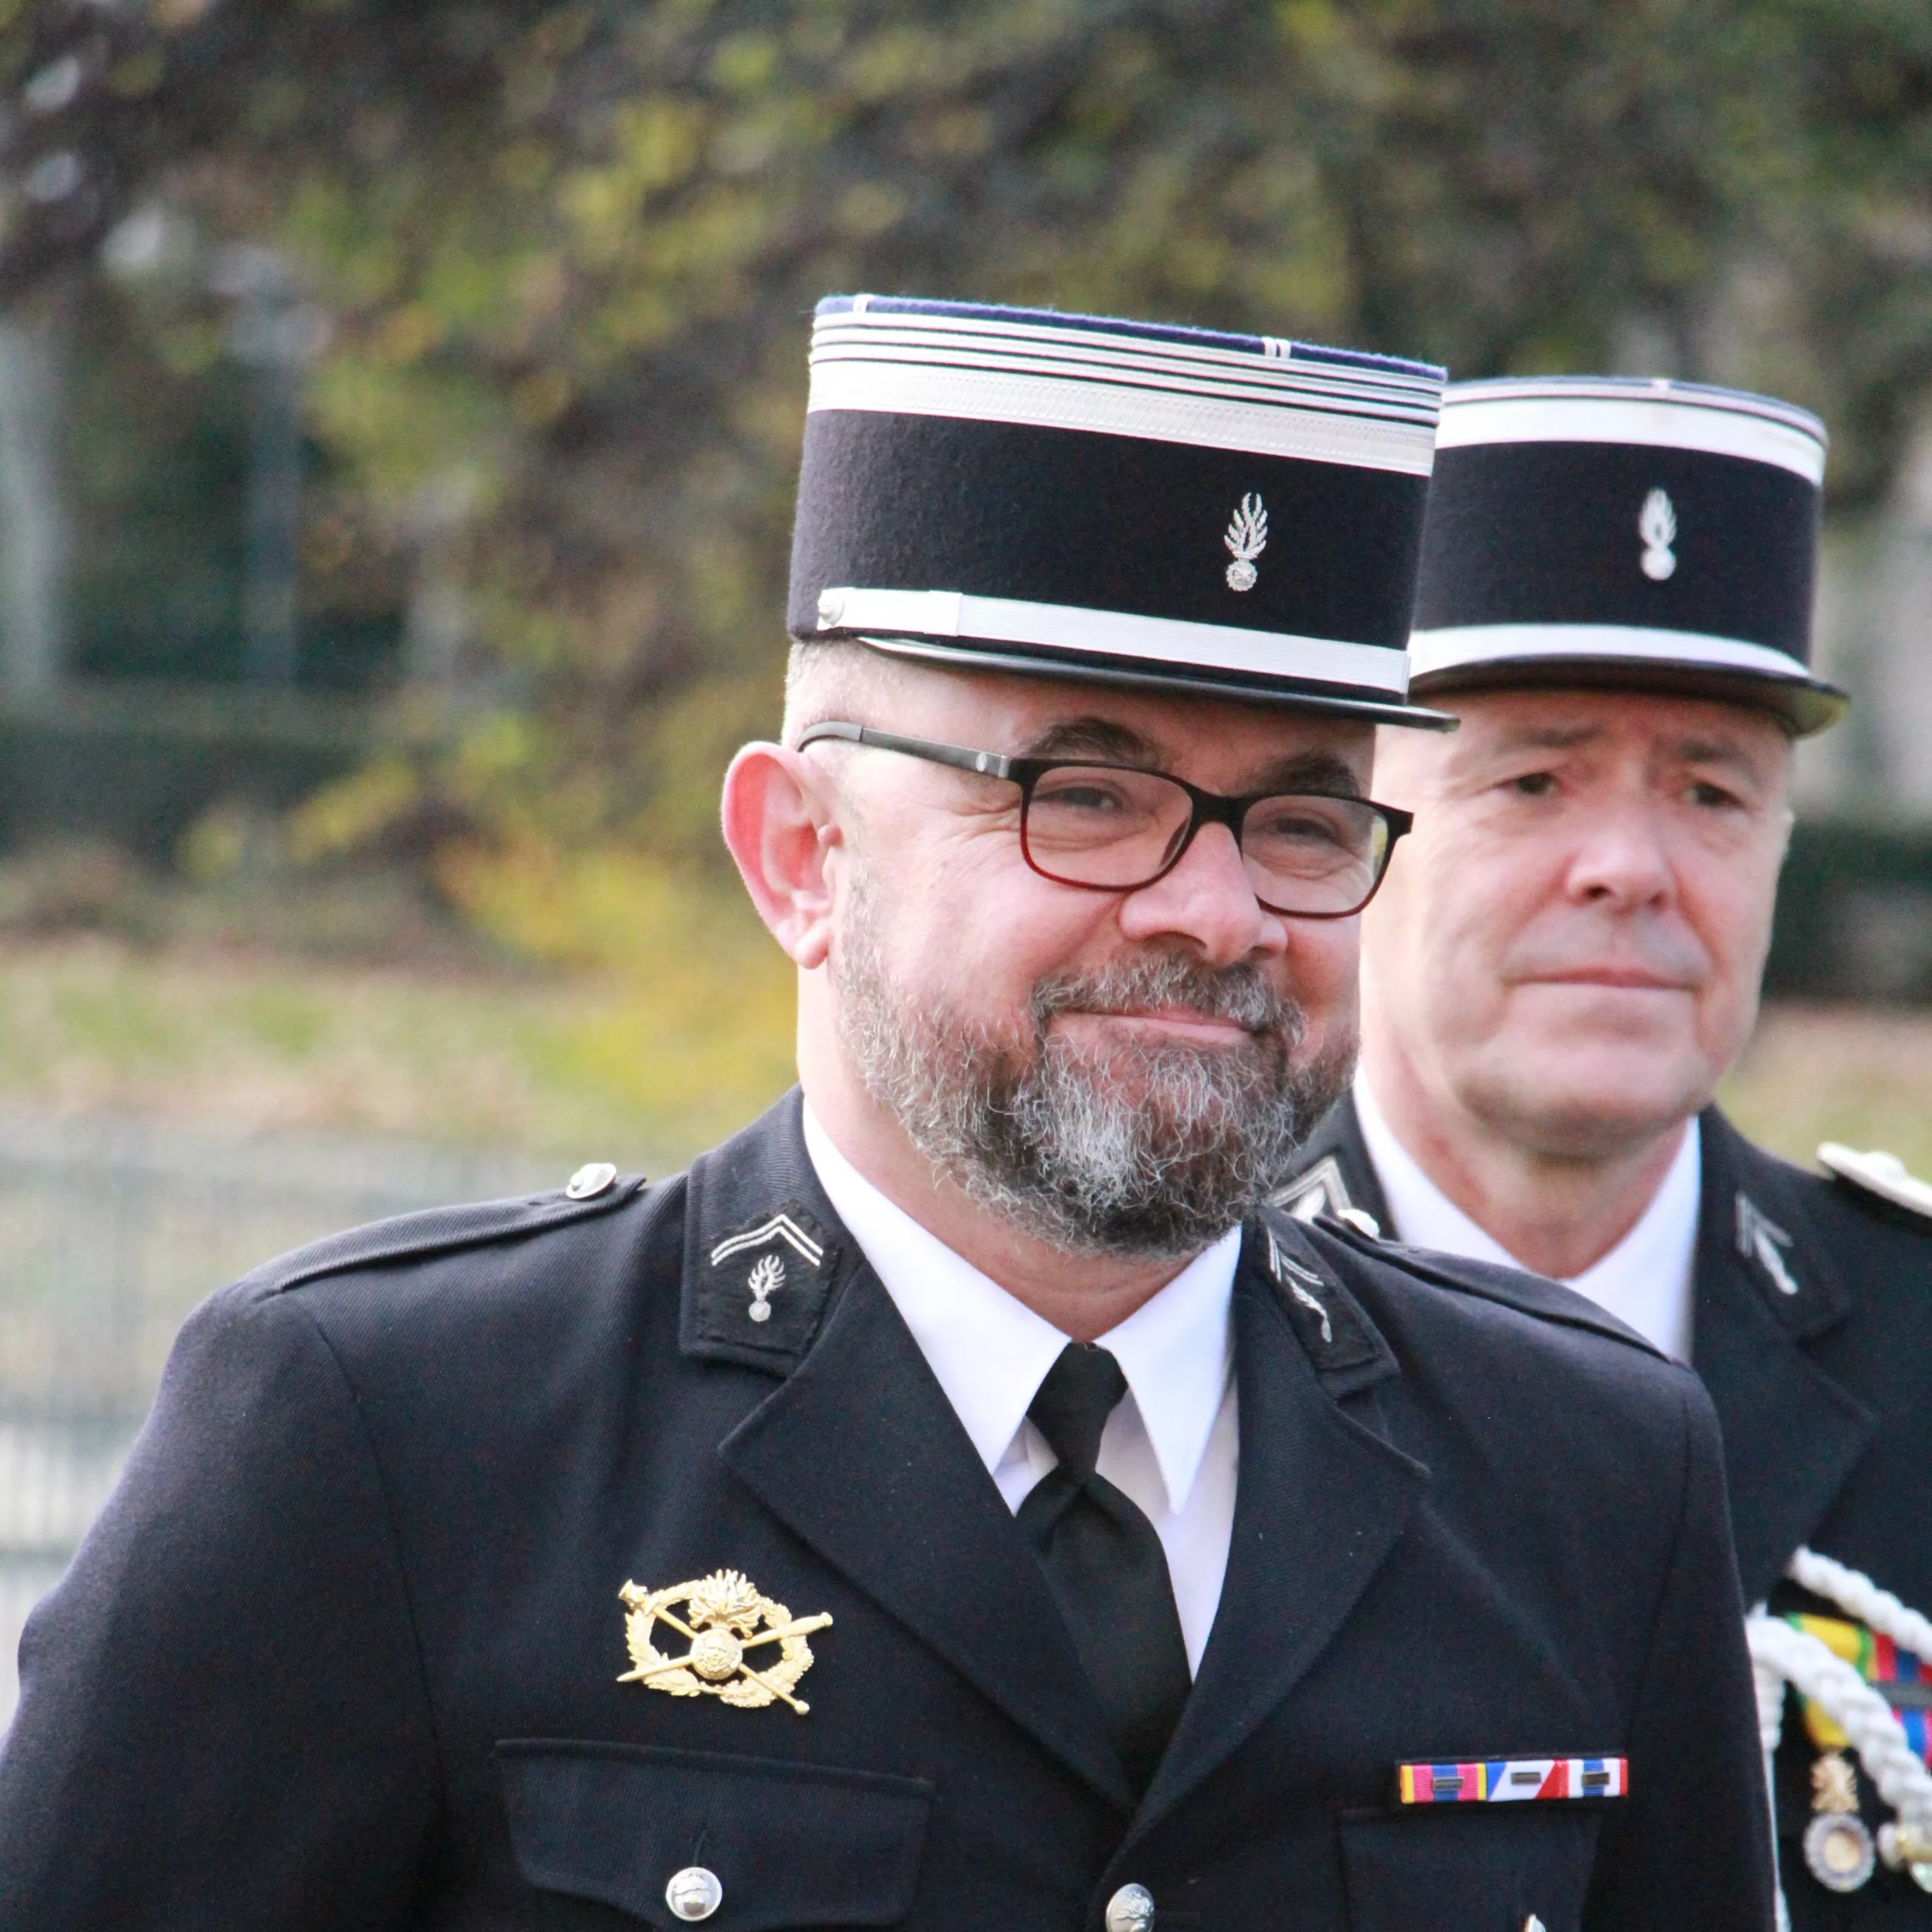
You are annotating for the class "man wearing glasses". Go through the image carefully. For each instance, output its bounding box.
[0,303,1770,1930]
[1278,377,1932,1927]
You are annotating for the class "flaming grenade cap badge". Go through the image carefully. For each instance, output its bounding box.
[1639,488,1678,581]
[1224,493,1268,592]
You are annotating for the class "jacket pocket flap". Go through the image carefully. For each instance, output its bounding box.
[499,1740,932,1930]
[1339,1808,1601,1932]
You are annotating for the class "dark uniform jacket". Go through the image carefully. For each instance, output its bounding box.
[1279,1098,1932,1932]
[0,1093,1773,1932]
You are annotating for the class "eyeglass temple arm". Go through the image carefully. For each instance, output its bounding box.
[794,721,1017,781]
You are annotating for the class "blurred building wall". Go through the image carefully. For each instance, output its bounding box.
[0,301,72,704]
[1799,425,1932,823]
[1774,426,1932,1003]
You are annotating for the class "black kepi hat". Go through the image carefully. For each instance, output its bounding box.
[789,295,1452,728]
[1408,375,1844,735]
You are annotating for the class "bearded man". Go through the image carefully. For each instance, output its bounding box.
[1278,376,1932,1928]
[0,305,1771,1932]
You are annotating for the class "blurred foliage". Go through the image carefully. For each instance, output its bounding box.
[62,290,409,688]
[66,291,251,683]
[0,0,1928,940]
[433,839,795,1131]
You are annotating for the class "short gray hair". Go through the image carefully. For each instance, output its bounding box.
[781,640,895,748]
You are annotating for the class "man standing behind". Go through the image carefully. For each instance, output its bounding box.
[1280,376,1932,1927]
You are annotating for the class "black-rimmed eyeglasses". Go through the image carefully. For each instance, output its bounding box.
[796,721,1412,919]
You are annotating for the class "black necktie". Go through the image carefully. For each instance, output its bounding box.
[1014,1343,1192,1792]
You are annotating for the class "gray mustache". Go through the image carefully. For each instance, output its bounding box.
[1502,911,1712,989]
[1031,954,1295,1037]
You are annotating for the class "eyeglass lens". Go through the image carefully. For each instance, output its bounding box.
[1021,766,1391,915]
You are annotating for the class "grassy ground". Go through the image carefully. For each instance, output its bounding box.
[1719,1003,1932,1177]
[0,929,1924,1181]
[0,933,795,1173]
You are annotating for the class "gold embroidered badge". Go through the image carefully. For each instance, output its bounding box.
[617,1569,832,1715]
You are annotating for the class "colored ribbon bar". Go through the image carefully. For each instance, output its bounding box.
[1397,1757,1629,1804]
[1789,1613,1932,1767]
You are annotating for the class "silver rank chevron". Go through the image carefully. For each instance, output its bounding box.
[1736,1192,1801,1298]
[707,1210,827,1329]
[1266,1228,1333,1343]
[1639,488,1678,581]
[1223,493,1268,591]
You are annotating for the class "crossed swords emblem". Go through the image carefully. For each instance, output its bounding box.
[618,1567,834,1715]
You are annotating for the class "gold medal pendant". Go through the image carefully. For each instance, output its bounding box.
[617,1569,832,1715]
[1804,1752,1877,1893]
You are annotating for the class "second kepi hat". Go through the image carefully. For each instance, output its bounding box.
[789,295,1451,727]
[1407,375,1845,734]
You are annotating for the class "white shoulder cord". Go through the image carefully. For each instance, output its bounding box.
[1745,1545,1932,1922]
[1746,1620,1932,1829]
[1787,1548,1932,1667]
[1748,1629,1795,1932]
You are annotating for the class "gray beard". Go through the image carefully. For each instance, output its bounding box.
[832,877,1354,1261]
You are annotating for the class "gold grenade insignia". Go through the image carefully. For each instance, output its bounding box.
[617,1568,832,1715]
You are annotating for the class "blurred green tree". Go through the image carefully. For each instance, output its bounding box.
[0,0,1926,930]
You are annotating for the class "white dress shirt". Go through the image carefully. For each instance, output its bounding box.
[802,1106,1239,1672]
[1354,1074,1701,1360]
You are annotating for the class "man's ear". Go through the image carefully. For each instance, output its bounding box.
[721,742,841,970]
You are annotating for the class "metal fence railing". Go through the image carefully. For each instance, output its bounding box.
[0,1106,552,1731]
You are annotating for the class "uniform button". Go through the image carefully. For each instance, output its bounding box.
[1105,1883,1155,1932]
[566,1161,618,1200]
[665,1866,723,1921]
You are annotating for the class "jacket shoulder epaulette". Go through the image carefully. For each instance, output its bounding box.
[1301,1214,1666,1359]
[241,1168,653,1298]
[1816,1142,1932,1231]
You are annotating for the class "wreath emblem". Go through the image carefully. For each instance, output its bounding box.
[617,1568,832,1715]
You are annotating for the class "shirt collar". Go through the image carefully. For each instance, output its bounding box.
[1095,1230,1239,1513]
[801,1103,1238,1513]
[1565,1118,1700,1360]
[1353,1072,1701,1358]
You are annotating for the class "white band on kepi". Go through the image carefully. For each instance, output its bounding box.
[806,357,1435,478]
[1435,391,1825,485]
[817,586,1410,694]
[1407,622,1814,686]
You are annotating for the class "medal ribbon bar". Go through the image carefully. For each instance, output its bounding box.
[1396,1756,1629,1804]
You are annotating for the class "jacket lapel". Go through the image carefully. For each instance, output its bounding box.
[706,1143,1134,1808]
[694,1097,1422,1820]
[1273,1093,1392,1234]
[1134,1227,1426,1832]
[1691,1109,1876,1604]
